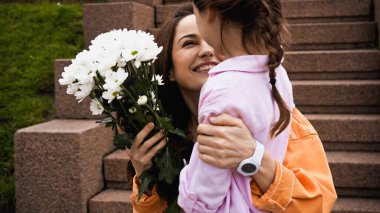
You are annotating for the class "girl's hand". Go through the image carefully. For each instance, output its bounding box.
[196,114,256,169]
[126,122,167,177]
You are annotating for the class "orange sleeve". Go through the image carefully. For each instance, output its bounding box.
[130,176,168,213]
[251,108,337,212]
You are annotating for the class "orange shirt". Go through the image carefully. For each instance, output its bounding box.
[130,108,337,212]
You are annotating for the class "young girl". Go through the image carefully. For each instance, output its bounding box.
[178,0,295,212]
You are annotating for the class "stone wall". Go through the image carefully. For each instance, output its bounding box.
[375,0,380,47]
[0,0,104,3]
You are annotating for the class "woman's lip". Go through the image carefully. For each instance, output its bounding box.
[192,61,219,72]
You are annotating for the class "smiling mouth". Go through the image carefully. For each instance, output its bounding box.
[193,64,217,73]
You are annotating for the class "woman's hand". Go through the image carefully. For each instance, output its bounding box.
[126,122,167,178]
[196,114,256,169]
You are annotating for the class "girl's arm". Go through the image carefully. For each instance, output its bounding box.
[178,85,253,212]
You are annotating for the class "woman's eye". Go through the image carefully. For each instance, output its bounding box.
[182,40,195,47]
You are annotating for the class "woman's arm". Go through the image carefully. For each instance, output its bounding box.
[197,114,276,192]
[251,108,337,212]
[197,109,337,212]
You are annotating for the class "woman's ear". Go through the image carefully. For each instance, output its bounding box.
[168,69,176,81]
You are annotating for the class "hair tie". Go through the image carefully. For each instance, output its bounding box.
[269,78,276,86]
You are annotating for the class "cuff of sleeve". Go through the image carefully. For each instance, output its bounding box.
[251,161,294,213]
[130,176,168,212]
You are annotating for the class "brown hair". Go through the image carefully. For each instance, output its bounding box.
[193,0,291,137]
[151,2,195,204]
[155,3,194,135]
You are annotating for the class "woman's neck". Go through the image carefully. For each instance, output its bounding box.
[178,88,199,140]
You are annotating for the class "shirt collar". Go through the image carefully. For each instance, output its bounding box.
[209,55,269,74]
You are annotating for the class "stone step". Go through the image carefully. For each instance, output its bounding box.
[103,149,380,197]
[285,49,380,80]
[306,114,380,151]
[288,22,376,51]
[150,22,377,50]
[104,149,133,190]
[107,0,162,7]
[327,151,380,191]
[89,189,133,213]
[332,198,380,213]
[83,2,155,47]
[89,189,380,213]
[14,119,115,213]
[293,80,380,114]
[337,187,380,198]
[156,0,372,25]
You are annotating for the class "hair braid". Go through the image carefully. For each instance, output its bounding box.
[261,0,291,137]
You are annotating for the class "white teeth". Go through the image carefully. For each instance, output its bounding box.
[195,64,215,72]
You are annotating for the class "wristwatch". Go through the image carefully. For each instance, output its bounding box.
[237,141,265,176]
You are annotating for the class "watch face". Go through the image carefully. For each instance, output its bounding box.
[242,163,257,173]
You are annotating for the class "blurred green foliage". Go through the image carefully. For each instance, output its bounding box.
[0,3,83,212]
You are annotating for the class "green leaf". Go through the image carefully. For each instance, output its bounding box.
[157,147,179,184]
[96,116,113,125]
[156,116,174,130]
[167,128,188,139]
[137,173,152,201]
[113,133,133,149]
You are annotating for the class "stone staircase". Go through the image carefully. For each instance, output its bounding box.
[14,0,380,213]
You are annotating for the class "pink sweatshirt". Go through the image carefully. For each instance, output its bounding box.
[178,55,295,212]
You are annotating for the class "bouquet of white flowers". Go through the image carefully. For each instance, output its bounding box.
[59,29,189,208]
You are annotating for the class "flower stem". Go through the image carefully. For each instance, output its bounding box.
[118,99,128,116]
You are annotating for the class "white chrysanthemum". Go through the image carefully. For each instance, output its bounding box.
[66,84,79,94]
[102,87,122,103]
[103,69,129,92]
[150,91,156,104]
[151,74,164,85]
[90,99,104,115]
[75,83,94,102]
[60,28,163,106]
[129,107,137,113]
[59,64,78,85]
[137,95,148,105]
[148,91,160,111]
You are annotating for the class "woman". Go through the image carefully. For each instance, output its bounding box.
[127,3,337,212]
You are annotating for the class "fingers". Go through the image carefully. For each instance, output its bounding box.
[198,143,217,156]
[133,122,155,148]
[139,131,165,154]
[198,152,232,168]
[198,148,238,169]
[197,134,222,148]
[209,113,243,127]
[197,114,244,136]
[144,138,167,161]
[197,123,217,136]
[198,153,217,166]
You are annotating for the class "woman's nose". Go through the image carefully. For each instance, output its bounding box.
[199,41,215,58]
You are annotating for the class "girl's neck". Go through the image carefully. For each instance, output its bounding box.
[221,24,267,59]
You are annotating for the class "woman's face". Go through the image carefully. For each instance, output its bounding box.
[170,14,221,93]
